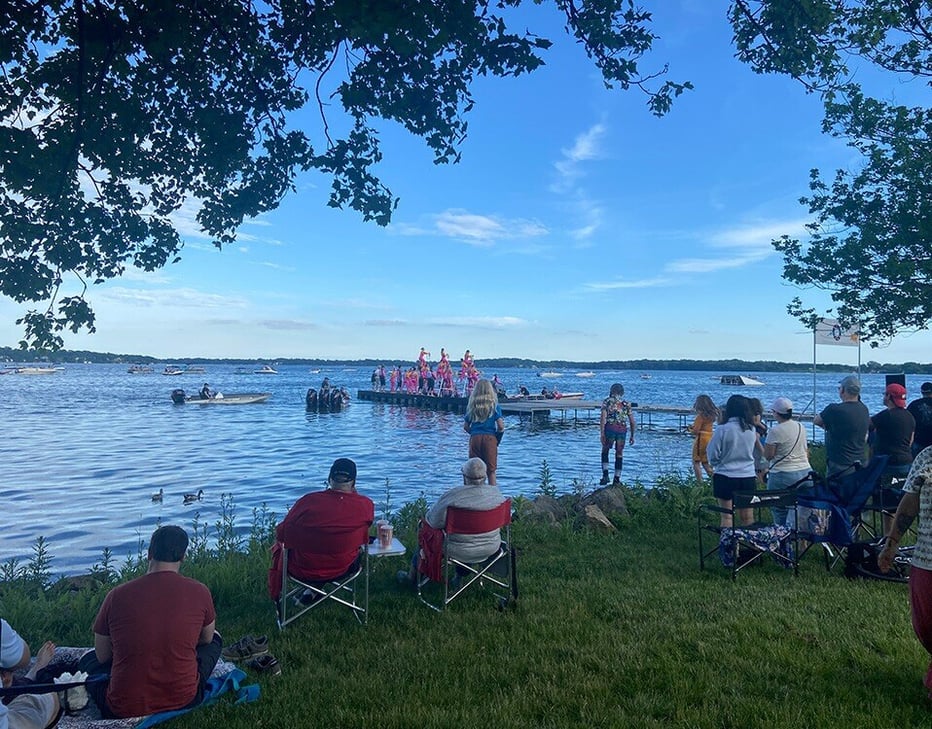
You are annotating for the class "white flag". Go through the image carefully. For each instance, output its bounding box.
[814,318,859,347]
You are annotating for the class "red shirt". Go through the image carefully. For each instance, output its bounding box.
[93,571,215,717]
[275,489,374,581]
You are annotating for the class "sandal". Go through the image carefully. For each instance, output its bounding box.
[245,653,282,676]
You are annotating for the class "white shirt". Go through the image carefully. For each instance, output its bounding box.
[767,419,811,472]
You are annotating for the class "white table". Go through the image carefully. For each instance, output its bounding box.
[368,537,406,558]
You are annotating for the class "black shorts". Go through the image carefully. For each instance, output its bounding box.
[712,474,757,501]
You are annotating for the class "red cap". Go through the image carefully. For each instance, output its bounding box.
[885,383,907,407]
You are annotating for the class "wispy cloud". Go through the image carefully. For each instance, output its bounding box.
[426,316,527,328]
[395,209,548,246]
[258,319,316,331]
[97,286,249,309]
[365,319,408,327]
[552,122,607,193]
[583,277,673,292]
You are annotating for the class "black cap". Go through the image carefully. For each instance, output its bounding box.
[329,458,357,483]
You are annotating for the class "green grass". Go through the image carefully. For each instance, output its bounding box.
[1,489,928,728]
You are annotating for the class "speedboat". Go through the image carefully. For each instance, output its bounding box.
[720,375,765,386]
[183,365,206,374]
[171,389,271,405]
[254,364,278,374]
[640,374,652,380]
[162,365,184,376]
[12,366,63,375]
[575,372,595,378]
[537,371,562,378]
[128,364,153,374]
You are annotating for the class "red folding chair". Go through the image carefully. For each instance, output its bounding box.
[275,523,370,628]
[417,498,517,611]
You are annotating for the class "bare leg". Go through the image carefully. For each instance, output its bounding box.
[692,461,704,483]
[703,462,713,479]
[718,498,733,528]
[738,508,754,526]
[24,641,55,681]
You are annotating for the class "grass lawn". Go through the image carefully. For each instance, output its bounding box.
[2,487,928,728]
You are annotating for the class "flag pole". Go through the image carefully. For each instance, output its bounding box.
[812,323,818,443]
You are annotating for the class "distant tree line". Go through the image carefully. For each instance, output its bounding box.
[3,347,931,374]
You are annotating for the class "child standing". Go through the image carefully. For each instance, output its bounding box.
[688,394,718,482]
[599,383,635,485]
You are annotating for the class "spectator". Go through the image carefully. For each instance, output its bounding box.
[688,394,718,483]
[398,458,505,585]
[80,525,221,719]
[463,380,505,486]
[762,397,811,527]
[814,374,870,476]
[879,446,932,699]
[871,383,915,482]
[599,383,636,486]
[268,458,374,601]
[707,395,757,528]
[1,620,59,729]
[907,382,932,457]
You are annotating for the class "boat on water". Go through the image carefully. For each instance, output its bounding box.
[171,389,270,405]
[640,374,652,380]
[162,365,184,376]
[309,368,321,374]
[526,391,584,400]
[537,371,563,378]
[7,366,63,375]
[254,364,278,374]
[575,371,595,378]
[128,364,153,374]
[183,365,206,374]
[720,374,765,386]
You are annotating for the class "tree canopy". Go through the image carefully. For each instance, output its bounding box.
[730,0,932,346]
[0,0,689,349]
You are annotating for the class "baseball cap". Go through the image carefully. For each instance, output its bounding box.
[885,383,907,407]
[839,375,861,395]
[771,397,793,416]
[922,382,932,394]
[328,458,357,482]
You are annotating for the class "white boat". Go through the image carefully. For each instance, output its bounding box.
[254,365,278,374]
[128,364,153,374]
[575,371,595,378]
[171,391,271,405]
[162,365,184,376]
[310,368,321,374]
[537,371,563,378]
[640,374,652,380]
[183,365,206,374]
[720,374,765,386]
[12,366,63,375]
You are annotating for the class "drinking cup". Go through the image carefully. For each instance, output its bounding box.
[379,523,393,549]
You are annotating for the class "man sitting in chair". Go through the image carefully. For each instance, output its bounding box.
[398,457,505,584]
[268,458,374,601]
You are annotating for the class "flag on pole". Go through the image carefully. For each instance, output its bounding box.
[814,318,859,347]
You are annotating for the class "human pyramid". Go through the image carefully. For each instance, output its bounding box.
[387,347,481,397]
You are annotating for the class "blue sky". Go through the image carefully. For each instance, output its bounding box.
[2,1,929,365]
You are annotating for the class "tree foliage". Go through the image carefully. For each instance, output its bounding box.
[0,0,689,349]
[730,0,932,345]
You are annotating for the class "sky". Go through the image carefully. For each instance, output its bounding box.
[2,1,930,365]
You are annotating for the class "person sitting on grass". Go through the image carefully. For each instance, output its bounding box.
[79,525,222,719]
[1,620,59,729]
[398,457,505,586]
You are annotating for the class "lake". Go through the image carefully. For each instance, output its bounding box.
[0,363,908,574]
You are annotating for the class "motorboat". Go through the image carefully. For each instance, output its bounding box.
[128,364,153,374]
[11,366,63,375]
[183,365,206,374]
[254,364,278,374]
[640,374,652,380]
[171,389,271,405]
[575,371,595,378]
[720,375,765,386]
[162,365,184,376]
[537,371,563,378]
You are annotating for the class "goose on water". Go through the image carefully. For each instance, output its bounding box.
[151,488,164,502]
[183,489,204,504]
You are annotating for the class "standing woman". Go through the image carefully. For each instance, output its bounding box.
[688,394,718,483]
[464,379,505,485]
[763,397,811,527]
[599,383,636,486]
[707,395,757,527]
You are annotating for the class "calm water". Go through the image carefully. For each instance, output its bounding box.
[0,364,908,574]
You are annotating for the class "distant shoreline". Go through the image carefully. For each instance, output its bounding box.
[3,346,931,374]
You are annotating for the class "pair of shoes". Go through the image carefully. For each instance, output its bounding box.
[221,634,269,661]
[599,474,610,486]
[612,476,622,486]
[245,653,281,676]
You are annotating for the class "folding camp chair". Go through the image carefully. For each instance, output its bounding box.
[796,455,889,569]
[698,488,800,579]
[275,524,370,629]
[417,498,517,611]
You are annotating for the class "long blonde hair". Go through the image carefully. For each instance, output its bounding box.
[466,379,497,422]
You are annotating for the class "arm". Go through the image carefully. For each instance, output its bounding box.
[878,492,920,572]
[495,417,504,433]
[198,621,216,646]
[813,414,825,429]
[628,410,636,444]
[94,633,113,664]
[599,408,607,445]
[763,442,777,461]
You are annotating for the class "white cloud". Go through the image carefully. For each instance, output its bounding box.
[552,122,607,191]
[395,209,548,245]
[583,277,673,291]
[426,316,527,328]
[95,286,248,309]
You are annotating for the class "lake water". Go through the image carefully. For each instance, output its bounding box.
[0,363,909,574]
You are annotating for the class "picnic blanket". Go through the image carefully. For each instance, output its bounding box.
[13,648,257,728]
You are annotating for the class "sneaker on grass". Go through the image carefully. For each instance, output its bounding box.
[221,634,269,661]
